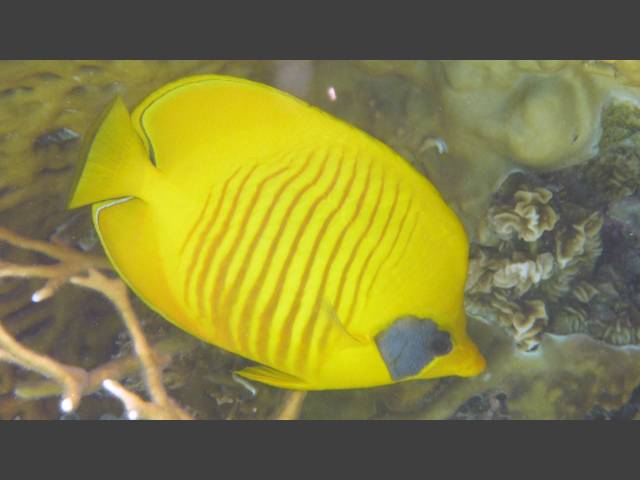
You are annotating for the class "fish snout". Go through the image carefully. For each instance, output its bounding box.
[455,338,486,377]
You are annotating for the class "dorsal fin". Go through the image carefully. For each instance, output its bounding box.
[129,75,371,179]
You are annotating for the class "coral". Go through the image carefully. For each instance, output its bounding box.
[466,249,554,296]
[554,211,603,270]
[408,319,640,420]
[448,390,511,420]
[354,60,640,171]
[608,196,640,235]
[596,60,640,86]
[466,172,606,351]
[0,60,281,239]
[488,188,559,242]
[0,63,237,419]
[597,98,640,150]
[272,391,308,420]
[493,254,555,293]
[585,384,640,420]
[580,144,640,205]
[0,225,194,418]
[466,287,549,351]
[468,101,640,351]
[552,101,640,209]
[434,61,605,170]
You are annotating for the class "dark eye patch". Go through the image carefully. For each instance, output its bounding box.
[375,316,452,381]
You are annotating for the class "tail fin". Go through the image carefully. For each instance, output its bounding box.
[67,97,156,209]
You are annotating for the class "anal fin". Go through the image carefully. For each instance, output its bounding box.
[235,365,309,390]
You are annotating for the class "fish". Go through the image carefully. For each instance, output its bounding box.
[68,74,486,390]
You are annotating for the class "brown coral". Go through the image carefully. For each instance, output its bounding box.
[466,113,640,351]
[555,212,603,269]
[492,253,555,294]
[465,287,548,352]
[466,174,609,351]
[512,300,548,351]
[467,249,555,297]
[489,187,559,242]
[490,293,548,351]
[572,281,600,304]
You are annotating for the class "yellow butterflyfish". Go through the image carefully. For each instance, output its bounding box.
[68,74,485,390]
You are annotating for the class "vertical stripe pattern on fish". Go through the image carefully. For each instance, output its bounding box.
[67,74,486,390]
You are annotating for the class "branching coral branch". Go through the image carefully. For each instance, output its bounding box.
[102,378,191,420]
[0,225,111,303]
[70,268,188,417]
[0,225,192,419]
[0,320,87,412]
[13,334,196,401]
[272,390,307,420]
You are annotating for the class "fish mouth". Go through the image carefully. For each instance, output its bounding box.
[456,341,487,377]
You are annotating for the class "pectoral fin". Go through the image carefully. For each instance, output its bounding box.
[235,365,309,390]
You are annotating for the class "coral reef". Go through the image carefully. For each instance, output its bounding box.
[409,319,640,420]
[467,172,611,350]
[448,390,511,420]
[0,225,193,419]
[488,188,558,242]
[466,175,603,350]
[467,100,640,351]
[585,384,640,420]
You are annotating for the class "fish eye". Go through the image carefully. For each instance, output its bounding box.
[428,330,452,356]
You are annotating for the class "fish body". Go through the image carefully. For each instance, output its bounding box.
[68,75,485,390]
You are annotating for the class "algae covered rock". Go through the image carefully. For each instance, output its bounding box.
[410,320,640,420]
[435,60,604,170]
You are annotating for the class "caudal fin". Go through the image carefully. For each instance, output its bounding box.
[67,97,155,209]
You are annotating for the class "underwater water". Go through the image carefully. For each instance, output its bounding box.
[0,60,639,419]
